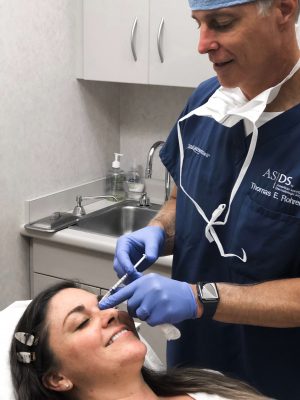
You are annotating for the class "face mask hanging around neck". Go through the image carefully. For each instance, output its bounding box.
[177,59,300,262]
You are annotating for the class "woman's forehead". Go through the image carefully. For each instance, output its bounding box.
[55,287,95,300]
[49,288,96,316]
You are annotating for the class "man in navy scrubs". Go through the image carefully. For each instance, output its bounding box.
[100,0,300,398]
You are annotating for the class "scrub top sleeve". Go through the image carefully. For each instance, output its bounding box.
[159,108,188,184]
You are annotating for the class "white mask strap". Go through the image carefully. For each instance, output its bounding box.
[177,119,247,261]
[177,58,300,262]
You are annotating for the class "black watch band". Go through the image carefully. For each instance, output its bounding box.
[196,282,219,319]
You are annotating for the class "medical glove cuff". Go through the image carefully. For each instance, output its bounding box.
[185,283,198,320]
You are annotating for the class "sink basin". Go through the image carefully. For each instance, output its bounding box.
[70,200,161,236]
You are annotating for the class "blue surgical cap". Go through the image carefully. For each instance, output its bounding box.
[188,0,256,10]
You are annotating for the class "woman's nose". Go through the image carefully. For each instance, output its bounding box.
[99,307,119,328]
[198,26,219,54]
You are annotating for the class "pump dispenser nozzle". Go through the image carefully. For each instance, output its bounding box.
[106,153,126,201]
[112,153,123,169]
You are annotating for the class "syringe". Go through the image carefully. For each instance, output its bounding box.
[99,254,181,341]
[99,254,147,302]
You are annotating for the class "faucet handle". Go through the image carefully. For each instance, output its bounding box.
[73,195,86,217]
[138,192,150,207]
[73,195,118,217]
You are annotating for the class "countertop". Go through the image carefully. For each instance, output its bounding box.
[20,199,173,269]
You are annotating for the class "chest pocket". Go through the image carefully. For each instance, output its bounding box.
[249,170,300,218]
[228,193,300,282]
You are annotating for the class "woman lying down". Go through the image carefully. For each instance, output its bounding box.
[10,281,271,400]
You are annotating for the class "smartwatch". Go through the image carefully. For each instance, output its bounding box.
[196,282,219,319]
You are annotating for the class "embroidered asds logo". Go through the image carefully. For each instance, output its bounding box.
[262,169,293,187]
[187,144,210,158]
[251,168,300,207]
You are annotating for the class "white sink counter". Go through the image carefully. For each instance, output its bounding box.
[21,197,173,269]
[20,224,173,268]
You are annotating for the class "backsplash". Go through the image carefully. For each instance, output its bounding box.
[120,83,193,180]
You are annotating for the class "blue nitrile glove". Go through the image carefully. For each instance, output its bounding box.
[113,226,165,281]
[99,273,197,326]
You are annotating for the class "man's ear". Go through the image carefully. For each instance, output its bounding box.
[277,0,298,23]
[42,372,73,392]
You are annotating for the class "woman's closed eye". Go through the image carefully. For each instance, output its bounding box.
[76,318,90,330]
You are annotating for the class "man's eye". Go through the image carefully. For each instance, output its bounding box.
[211,20,234,31]
[76,319,90,330]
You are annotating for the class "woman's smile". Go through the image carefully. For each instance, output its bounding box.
[106,328,131,346]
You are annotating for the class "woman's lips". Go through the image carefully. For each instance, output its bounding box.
[106,328,129,346]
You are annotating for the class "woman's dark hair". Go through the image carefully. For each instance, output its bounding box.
[10,281,270,400]
[10,280,79,400]
[142,368,270,400]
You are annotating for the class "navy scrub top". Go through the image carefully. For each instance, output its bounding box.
[160,77,300,400]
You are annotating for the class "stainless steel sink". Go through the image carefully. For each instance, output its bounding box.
[70,200,161,236]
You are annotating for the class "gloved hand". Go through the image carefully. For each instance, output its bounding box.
[113,226,165,281]
[99,273,197,326]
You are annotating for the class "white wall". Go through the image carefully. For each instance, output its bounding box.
[0,0,120,309]
[120,84,193,182]
[0,1,196,310]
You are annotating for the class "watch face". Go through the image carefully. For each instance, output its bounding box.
[202,283,218,300]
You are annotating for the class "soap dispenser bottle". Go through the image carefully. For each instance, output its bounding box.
[106,153,126,201]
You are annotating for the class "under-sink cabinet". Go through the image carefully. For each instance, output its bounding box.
[78,0,213,87]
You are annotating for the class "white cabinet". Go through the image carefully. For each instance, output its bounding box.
[82,0,149,84]
[79,0,213,87]
[148,0,212,87]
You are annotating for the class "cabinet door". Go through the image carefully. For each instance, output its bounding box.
[83,0,149,83]
[149,0,214,88]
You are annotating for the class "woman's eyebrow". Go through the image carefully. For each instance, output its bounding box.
[63,304,86,326]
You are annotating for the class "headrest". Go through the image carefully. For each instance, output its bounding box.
[188,0,255,10]
[0,301,31,400]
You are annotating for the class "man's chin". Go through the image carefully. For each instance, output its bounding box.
[217,77,240,89]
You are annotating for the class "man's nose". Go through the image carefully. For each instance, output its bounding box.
[198,26,219,54]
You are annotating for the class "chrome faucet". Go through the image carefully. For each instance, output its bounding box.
[73,195,117,217]
[145,141,171,202]
[138,192,150,207]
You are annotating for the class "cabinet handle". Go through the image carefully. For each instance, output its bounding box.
[157,17,164,63]
[131,17,138,62]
